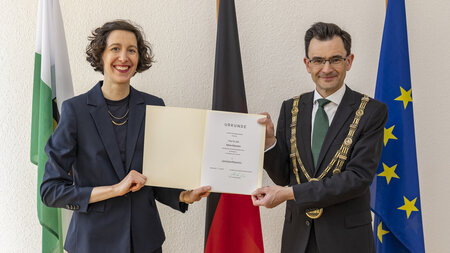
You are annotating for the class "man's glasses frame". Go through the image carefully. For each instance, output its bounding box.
[307,56,348,67]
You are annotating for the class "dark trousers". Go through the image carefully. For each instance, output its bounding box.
[130,246,162,253]
[152,248,162,253]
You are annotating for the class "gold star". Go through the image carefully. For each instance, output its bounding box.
[398,196,419,219]
[394,86,413,109]
[378,163,400,184]
[377,222,390,243]
[384,125,398,146]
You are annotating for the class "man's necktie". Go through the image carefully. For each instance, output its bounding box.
[312,98,331,168]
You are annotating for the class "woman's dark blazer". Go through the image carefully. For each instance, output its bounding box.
[41,82,186,253]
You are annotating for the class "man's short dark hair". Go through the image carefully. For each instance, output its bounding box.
[304,22,352,58]
[86,19,154,74]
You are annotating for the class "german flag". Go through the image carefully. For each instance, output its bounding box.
[204,1,264,252]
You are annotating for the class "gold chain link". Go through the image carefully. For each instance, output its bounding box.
[289,94,369,219]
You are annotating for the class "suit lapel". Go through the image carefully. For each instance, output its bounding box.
[125,87,145,173]
[87,82,126,180]
[315,87,357,175]
[297,92,315,176]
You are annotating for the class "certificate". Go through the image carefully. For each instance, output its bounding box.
[142,106,265,195]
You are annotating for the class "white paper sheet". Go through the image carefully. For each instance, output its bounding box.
[201,111,265,194]
[143,106,265,195]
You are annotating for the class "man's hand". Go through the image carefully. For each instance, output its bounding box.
[180,186,212,204]
[258,112,276,150]
[113,170,147,196]
[251,185,294,208]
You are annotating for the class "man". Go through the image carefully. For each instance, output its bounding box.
[252,22,387,253]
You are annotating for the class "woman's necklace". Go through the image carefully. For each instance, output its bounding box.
[108,108,129,126]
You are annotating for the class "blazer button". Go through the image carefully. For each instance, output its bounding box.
[305,220,311,226]
[65,204,70,209]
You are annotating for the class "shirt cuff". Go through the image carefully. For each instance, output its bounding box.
[264,139,277,152]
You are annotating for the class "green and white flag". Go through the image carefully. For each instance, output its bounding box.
[30,0,73,252]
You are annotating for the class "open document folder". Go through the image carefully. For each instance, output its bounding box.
[142,106,266,195]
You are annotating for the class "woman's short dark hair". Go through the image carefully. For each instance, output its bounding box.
[304,22,352,58]
[86,20,154,74]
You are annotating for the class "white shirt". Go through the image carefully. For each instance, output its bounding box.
[311,85,346,145]
[265,84,347,152]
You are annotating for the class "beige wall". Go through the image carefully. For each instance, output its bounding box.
[1,0,449,252]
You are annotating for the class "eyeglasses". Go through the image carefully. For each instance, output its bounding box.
[307,56,348,67]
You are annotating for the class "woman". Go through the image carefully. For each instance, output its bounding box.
[40,20,210,253]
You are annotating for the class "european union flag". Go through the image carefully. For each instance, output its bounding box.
[370,0,425,252]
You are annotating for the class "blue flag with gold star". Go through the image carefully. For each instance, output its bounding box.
[370,0,425,252]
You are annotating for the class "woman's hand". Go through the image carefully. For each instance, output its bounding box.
[113,170,147,196]
[179,186,212,204]
[89,170,147,204]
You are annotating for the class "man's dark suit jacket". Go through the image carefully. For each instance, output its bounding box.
[41,82,186,253]
[264,86,388,253]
